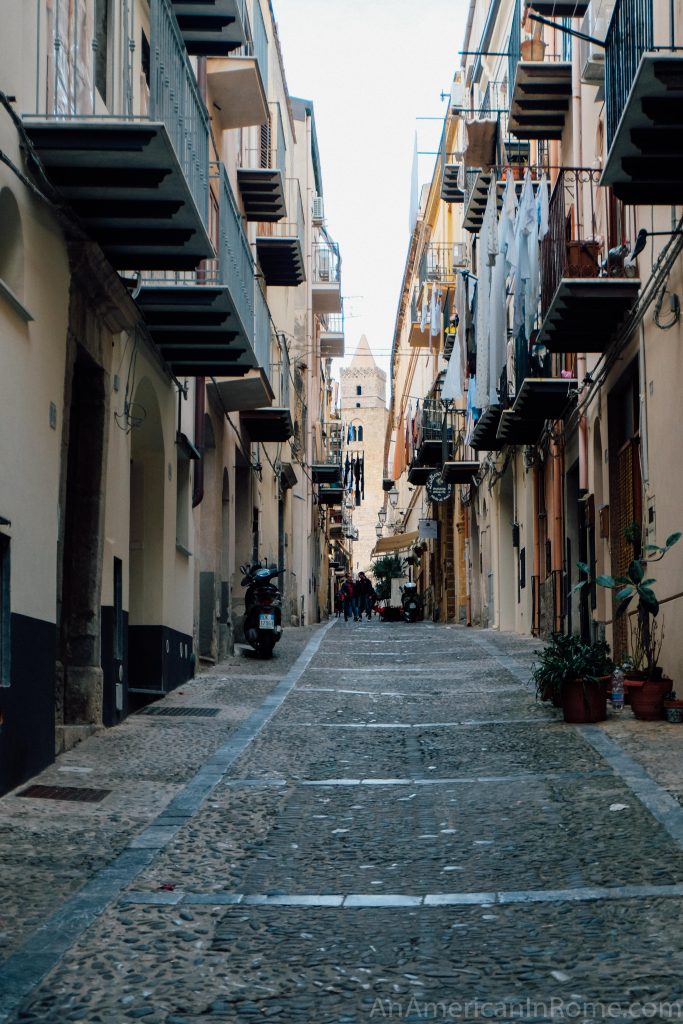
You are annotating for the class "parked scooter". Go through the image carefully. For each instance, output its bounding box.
[400,581,422,623]
[240,561,284,657]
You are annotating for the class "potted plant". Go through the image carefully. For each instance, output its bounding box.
[575,525,680,720]
[532,633,613,723]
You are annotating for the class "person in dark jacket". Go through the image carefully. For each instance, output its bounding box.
[339,574,358,622]
[356,572,375,620]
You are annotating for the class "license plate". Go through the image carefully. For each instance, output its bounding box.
[259,613,275,630]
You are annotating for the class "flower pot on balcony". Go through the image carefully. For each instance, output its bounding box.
[520,38,547,61]
[565,241,601,278]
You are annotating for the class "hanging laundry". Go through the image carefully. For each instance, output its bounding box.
[354,456,361,506]
[430,287,442,338]
[489,171,518,405]
[344,453,351,489]
[512,170,536,338]
[420,284,430,333]
[475,182,497,409]
[361,454,365,500]
[538,173,550,241]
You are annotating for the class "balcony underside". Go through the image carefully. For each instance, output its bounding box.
[208,370,275,412]
[526,0,589,14]
[136,283,256,376]
[509,63,572,140]
[171,0,247,55]
[311,464,343,484]
[408,322,431,347]
[207,58,268,130]
[240,408,294,442]
[23,120,212,269]
[511,378,577,419]
[237,168,286,221]
[415,438,444,467]
[320,331,345,358]
[312,282,342,314]
[470,404,503,451]
[537,278,641,352]
[256,237,305,286]
[497,409,545,445]
[463,173,536,233]
[317,486,344,505]
[601,53,683,203]
[407,464,436,485]
[441,460,479,484]
[441,163,465,203]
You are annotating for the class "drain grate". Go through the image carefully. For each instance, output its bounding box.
[141,706,220,718]
[18,784,111,803]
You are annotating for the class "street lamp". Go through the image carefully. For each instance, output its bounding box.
[377,507,387,525]
[388,485,399,508]
[375,524,383,538]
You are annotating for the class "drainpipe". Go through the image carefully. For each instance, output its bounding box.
[552,429,564,633]
[192,56,208,510]
[532,464,541,636]
[638,320,650,490]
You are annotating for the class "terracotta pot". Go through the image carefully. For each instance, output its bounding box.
[562,678,607,724]
[628,678,671,721]
[520,38,547,61]
[664,699,683,724]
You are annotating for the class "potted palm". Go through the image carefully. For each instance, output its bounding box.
[532,633,613,723]
[575,525,680,720]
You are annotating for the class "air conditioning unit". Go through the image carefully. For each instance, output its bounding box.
[312,195,324,224]
[580,0,615,83]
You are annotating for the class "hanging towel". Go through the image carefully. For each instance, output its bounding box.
[361,454,365,500]
[344,453,351,489]
[430,287,442,338]
[420,285,430,333]
[354,455,361,506]
[538,173,550,241]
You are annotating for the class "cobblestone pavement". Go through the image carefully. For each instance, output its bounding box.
[3,620,683,1023]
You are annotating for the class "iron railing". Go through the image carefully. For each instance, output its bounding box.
[312,239,341,285]
[39,0,210,223]
[508,0,522,100]
[217,163,255,337]
[253,281,273,380]
[418,244,458,287]
[323,422,345,466]
[269,333,291,408]
[540,167,630,316]
[320,313,344,334]
[605,0,656,146]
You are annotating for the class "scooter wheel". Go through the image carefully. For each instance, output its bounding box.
[257,636,276,658]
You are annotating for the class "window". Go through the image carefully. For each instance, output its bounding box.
[176,456,191,552]
[357,425,363,442]
[0,535,10,686]
[356,386,362,396]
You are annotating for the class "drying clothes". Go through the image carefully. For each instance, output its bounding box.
[441,331,463,401]
[361,454,365,499]
[475,181,497,409]
[420,285,430,333]
[430,286,443,338]
[512,171,537,338]
[506,335,516,400]
[344,453,351,489]
[489,171,518,405]
[354,455,361,506]
[538,173,550,241]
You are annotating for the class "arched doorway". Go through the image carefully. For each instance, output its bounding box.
[128,377,165,692]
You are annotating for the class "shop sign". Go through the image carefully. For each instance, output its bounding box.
[418,518,438,540]
[426,471,452,503]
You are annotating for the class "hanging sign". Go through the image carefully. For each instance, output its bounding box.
[426,471,452,503]
[418,518,438,540]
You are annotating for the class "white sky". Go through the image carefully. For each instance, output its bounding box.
[275,0,468,379]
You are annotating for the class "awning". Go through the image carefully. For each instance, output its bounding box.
[371,530,420,557]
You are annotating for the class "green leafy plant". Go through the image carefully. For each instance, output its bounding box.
[532,633,613,702]
[575,525,680,680]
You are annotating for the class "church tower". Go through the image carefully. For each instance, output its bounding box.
[339,336,389,576]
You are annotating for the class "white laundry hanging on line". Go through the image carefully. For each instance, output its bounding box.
[512,171,536,337]
[475,181,498,409]
[538,173,550,242]
[430,286,442,338]
[420,284,430,333]
[489,172,519,404]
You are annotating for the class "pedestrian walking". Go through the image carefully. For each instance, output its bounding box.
[339,574,358,622]
[356,572,375,620]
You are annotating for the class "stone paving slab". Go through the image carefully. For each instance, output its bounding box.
[13,898,683,1023]
[0,626,319,963]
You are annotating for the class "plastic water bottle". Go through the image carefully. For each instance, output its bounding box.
[611,667,625,712]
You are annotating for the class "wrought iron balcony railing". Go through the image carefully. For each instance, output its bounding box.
[312,241,342,286]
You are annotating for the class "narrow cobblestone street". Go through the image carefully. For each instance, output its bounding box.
[3,621,683,1023]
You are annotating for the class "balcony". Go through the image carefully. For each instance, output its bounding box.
[508,2,572,141]
[171,0,248,55]
[536,169,641,353]
[497,376,577,444]
[320,313,345,359]
[24,0,211,270]
[412,399,456,467]
[206,2,268,129]
[317,484,344,506]
[463,170,536,234]
[496,409,546,445]
[256,178,306,286]
[440,130,465,202]
[312,241,342,313]
[526,0,589,15]
[237,102,286,221]
[442,461,479,484]
[602,0,683,203]
[137,165,256,376]
[470,405,504,451]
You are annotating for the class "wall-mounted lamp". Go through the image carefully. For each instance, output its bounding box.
[378,507,387,525]
[388,485,399,508]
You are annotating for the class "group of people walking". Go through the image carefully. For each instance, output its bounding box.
[337,572,376,622]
